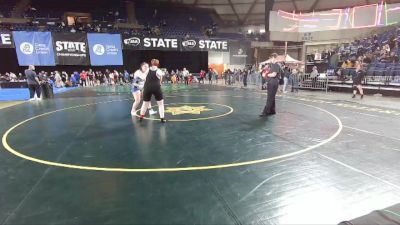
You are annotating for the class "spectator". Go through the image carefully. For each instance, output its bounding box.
[9,72,17,81]
[182,68,189,85]
[282,67,290,93]
[25,65,41,101]
[124,70,130,83]
[80,70,87,87]
[54,71,63,88]
[310,66,319,87]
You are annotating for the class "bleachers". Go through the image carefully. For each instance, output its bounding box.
[134,1,214,38]
[0,0,17,17]
[30,0,126,21]
[0,0,248,39]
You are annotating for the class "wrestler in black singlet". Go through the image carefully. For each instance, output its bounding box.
[143,67,163,102]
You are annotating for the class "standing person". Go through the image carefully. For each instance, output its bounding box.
[25,65,41,101]
[182,68,189,85]
[243,69,248,87]
[113,70,120,85]
[260,53,281,117]
[124,70,130,83]
[139,59,166,123]
[199,70,205,84]
[105,69,110,84]
[88,69,95,86]
[54,71,63,88]
[208,68,213,84]
[282,66,290,93]
[171,70,177,84]
[70,73,77,86]
[214,69,218,84]
[110,71,115,85]
[310,66,319,88]
[74,71,80,86]
[352,61,365,99]
[80,70,87,87]
[290,67,299,93]
[131,63,157,116]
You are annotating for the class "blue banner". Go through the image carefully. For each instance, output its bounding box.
[87,33,123,66]
[13,31,55,66]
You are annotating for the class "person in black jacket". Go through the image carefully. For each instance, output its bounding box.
[352,60,365,99]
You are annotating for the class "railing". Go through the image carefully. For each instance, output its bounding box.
[296,74,329,92]
[222,73,329,92]
[327,75,400,92]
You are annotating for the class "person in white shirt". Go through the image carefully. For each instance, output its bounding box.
[182,68,189,85]
[54,71,63,88]
[130,62,157,116]
[109,72,114,85]
[9,72,17,82]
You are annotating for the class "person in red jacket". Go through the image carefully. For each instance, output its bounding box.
[199,70,206,84]
[80,70,88,87]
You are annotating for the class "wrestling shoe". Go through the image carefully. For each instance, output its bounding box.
[149,109,157,115]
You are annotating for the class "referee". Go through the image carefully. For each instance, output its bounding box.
[260,53,281,117]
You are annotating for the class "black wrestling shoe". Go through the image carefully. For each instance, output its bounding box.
[259,114,267,117]
[160,118,167,123]
[352,95,356,99]
[361,95,364,99]
[268,112,276,115]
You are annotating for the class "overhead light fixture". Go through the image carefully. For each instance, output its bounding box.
[260,29,266,33]
[248,29,253,34]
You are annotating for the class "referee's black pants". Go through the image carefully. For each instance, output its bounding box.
[262,78,279,115]
[28,84,41,99]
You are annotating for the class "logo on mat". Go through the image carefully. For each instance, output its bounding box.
[165,105,212,116]
[20,42,34,55]
[182,40,196,48]
[93,44,105,55]
[124,37,140,46]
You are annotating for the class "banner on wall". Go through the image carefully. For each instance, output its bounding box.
[122,35,229,52]
[0,32,14,48]
[229,41,251,65]
[52,33,90,65]
[197,39,229,52]
[181,38,229,52]
[13,31,55,66]
[122,36,180,51]
[87,33,123,65]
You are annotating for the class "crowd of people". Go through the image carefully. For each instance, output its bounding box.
[1,69,132,88]
[0,67,221,88]
[306,26,400,72]
[338,28,400,64]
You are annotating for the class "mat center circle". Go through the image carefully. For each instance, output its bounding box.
[135,102,234,122]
